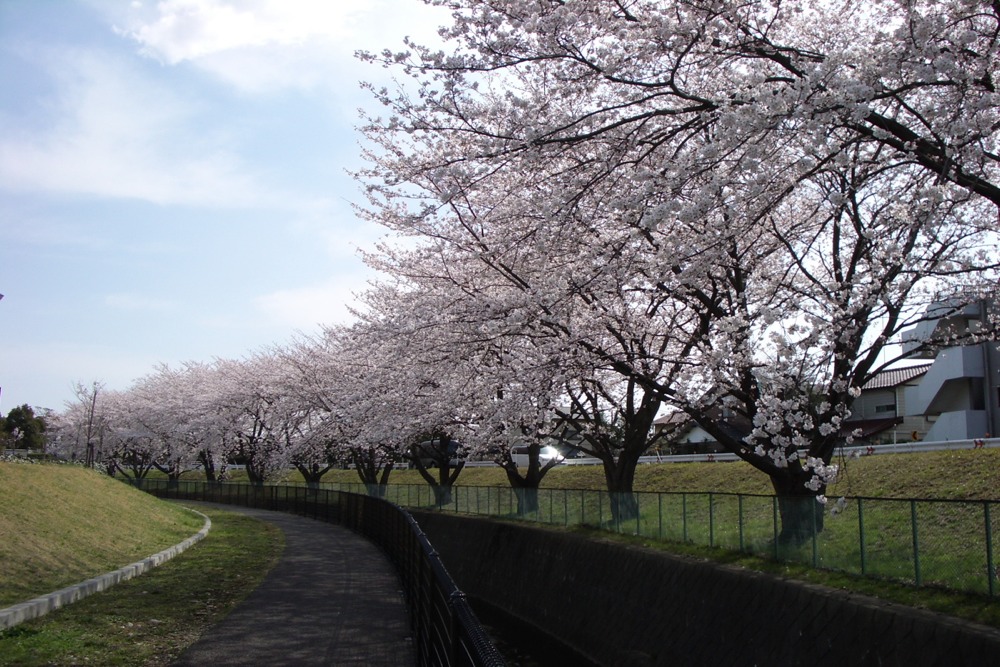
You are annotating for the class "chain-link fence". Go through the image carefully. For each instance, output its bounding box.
[310,482,998,597]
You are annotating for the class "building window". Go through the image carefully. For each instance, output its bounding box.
[874,404,895,414]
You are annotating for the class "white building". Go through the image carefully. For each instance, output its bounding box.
[899,300,1000,441]
[843,364,933,445]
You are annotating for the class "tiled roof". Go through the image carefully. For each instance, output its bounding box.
[862,363,931,390]
[654,412,688,426]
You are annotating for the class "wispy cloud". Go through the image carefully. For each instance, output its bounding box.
[109,0,449,94]
[0,48,265,206]
[255,277,365,331]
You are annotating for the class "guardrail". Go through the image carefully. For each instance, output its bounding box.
[131,479,506,667]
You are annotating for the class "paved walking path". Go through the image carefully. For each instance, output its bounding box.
[173,505,416,667]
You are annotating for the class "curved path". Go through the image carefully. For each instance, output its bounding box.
[173,505,416,667]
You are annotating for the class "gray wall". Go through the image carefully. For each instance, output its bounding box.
[411,511,1000,667]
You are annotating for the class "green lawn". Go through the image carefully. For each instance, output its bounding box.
[0,463,204,606]
[275,447,1000,501]
[0,505,282,666]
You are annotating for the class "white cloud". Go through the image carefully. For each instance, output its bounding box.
[254,277,365,331]
[120,0,354,63]
[0,49,265,206]
[111,0,450,94]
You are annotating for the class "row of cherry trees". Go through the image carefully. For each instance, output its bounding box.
[353,0,1000,541]
[48,0,1000,544]
[47,294,583,505]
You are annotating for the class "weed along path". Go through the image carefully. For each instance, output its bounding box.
[174,505,416,667]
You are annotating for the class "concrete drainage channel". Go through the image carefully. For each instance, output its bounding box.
[0,508,211,630]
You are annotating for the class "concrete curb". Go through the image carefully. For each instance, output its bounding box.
[0,508,212,630]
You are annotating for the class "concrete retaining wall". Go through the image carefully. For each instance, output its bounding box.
[411,511,1000,667]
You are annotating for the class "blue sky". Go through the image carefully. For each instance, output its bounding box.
[0,0,447,413]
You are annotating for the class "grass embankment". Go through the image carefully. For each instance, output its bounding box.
[0,507,282,666]
[0,463,283,666]
[293,448,1000,501]
[0,464,204,606]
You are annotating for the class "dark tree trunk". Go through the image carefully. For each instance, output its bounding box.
[771,473,825,547]
[411,436,464,507]
[560,380,659,526]
[297,462,333,491]
[351,447,394,496]
[199,450,220,482]
[245,462,266,487]
[706,423,837,548]
[498,442,558,515]
[154,460,184,488]
[514,486,539,514]
[413,460,464,507]
[601,455,640,525]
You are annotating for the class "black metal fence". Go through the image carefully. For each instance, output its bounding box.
[313,482,999,598]
[131,479,506,667]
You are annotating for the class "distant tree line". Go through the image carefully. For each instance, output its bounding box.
[1,404,48,451]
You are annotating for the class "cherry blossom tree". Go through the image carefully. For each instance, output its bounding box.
[278,333,370,488]
[211,353,296,485]
[361,239,683,519]
[92,389,161,481]
[358,0,1000,540]
[122,362,232,484]
[175,361,232,482]
[283,326,411,494]
[349,281,484,504]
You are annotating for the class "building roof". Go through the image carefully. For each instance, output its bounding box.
[862,364,931,390]
[839,417,903,437]
[654,412,688,426]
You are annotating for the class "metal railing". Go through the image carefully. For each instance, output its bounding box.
[312,482,999,598]
[131,479,506,667]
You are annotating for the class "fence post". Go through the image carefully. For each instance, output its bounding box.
[858,497,867,576]
[772,496,779,561]
[659,493,664,540]
[682,493,689,543]
[709,492,715,548]
[811,498,819,569]
[985,501,996,596]
[738,494,745,553]
[911,500,922,587]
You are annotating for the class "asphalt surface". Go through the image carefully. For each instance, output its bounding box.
[172,505,417,667]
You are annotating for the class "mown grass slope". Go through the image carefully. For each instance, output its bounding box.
[0,506,282,666]
[304,448,1000,500]
[0,463,204,607]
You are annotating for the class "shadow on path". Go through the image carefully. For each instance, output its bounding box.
[173,504,416,667]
